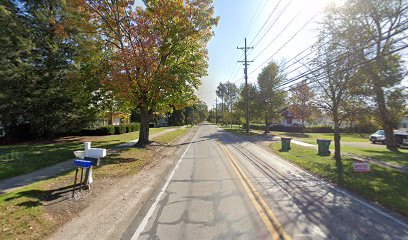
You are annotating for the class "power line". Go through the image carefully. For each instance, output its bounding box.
[243,0,268,38]
[254,18,408,83]
[250,0,295,50]
[220,0,267,88]
[248,10,319,76]
[280,18,408,79]
[278,35,408,90]
[252,8,312,61]
[248,0,284,47]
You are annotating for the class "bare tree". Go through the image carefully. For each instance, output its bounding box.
[308,29,356,179]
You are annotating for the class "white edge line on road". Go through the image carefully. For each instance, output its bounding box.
[249,140,408,229]
[130,128,199,240]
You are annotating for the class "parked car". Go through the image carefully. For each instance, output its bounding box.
[369,130,386,144]
[395,128,408,146]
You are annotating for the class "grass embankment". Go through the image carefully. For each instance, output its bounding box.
[270,143,408,217]
[0,127,191,240]
[341,145,408,167]
[152,127,189,144]
[0,127,173,180]
[274,131,408,166]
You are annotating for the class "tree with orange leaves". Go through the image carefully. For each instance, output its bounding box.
[289,80,316,131]
[84,0,218,146]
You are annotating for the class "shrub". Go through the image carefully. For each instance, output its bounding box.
[132,123,140,132]
[125,124,131,133]
[114,125,126,135]
[80,128,94,136]
[98,126,115,135]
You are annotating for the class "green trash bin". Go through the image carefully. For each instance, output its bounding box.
[317,139,331,156]
[281,137,292,152]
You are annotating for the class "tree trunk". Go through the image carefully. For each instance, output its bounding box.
[301,118,305,135]
[372,83,397,149]
[264,112,270,133]
[333,114,343,179]
[230,106,233,129]
[367,62,397,149]
[136,107,150,147]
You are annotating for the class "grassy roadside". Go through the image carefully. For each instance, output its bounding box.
[0,126,192,240]
[233,128,408,167]
[269,142,408,217]
[0,127,173,180]
[272,131,369,143]
[341,145,408,167]
[274,131,408,167]
[220,125,259,136]
[152,128,189,144]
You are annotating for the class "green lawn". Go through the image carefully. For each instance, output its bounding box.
[152,128,189,144]
[0,127,172,180]
[0,127,191,240]
[272,131,408,166]
[220,125,260,136]
[269,143,408,217]
[273,131,370,143]
[341,145,408,167]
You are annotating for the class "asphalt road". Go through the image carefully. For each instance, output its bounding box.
[123,124,408,240]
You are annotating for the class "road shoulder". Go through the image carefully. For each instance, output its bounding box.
[47,127,197,240]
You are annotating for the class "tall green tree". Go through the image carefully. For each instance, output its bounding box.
[336,0,408,149]
[236,83,258,126]
[0,0,105,138]
[0,0,32,138]
[256,62,287,133]
[223,82,239,127]
[309,10,357,178]
[216,82,227,125]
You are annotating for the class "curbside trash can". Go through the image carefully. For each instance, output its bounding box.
[281,137,292,152]
[317,139,331,156]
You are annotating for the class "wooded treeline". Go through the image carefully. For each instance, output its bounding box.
[0,0,218,144]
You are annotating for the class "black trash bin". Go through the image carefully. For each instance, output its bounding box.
[281,137,292,152]
[317,139,331,156]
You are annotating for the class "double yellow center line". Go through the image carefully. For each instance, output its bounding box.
[217,141,291,240]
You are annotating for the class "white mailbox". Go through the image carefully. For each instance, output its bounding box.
[74,142,106,159]
[84,142,107,158]
[72,142,107,190]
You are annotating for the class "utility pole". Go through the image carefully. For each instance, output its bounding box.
[214,98,218,125]
[238,38,253,134]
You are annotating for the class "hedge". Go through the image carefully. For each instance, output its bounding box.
[125,124,131,133]
[80,123,141,136]
[90,126,115,135]
[114,125,126,135]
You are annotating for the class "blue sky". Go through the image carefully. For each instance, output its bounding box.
[197,0,336,107]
